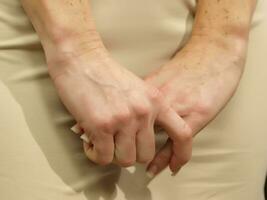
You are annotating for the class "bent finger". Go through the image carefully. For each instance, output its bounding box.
[83,131,114,166]
[156,105,193,172]
[146,138,172,178]
[136,124,156,164]
[114,131,136,167]
[156,105,192,143]
[169,135,192,174]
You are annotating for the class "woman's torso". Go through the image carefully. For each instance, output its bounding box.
[0,0,266,199]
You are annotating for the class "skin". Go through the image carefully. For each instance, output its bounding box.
[20,0,257,177]
[20,0,192,170]
[144,0,257,176]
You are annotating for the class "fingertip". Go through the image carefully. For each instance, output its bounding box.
[145,143,172,178]
[170,166,181,176]
[146,162,158,178]
[169,155,181,175]
[169,154,176,172]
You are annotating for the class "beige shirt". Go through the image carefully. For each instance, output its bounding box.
[0,0,266,199]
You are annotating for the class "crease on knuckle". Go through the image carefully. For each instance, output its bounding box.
[118,158,136,167]
[137,146,156,164]
[133,103,151,117]
[137,155,152,164]
[113,110,132,124]
[147,86,162,102]
[195,100,212,116]
[96,157,113,166]
[180,123,193,143]
[94,150,113,166]
[94,116,116,131]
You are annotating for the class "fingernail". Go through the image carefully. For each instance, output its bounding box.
[70,124,81,134]
[171,167,181,176]
[80,133,90,143]
[146,165,158,178]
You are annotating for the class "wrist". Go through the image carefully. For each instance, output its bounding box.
[43,28,105,60]
[172,33,248,76]
[179,30,249,73]
[190,31,248,57]
[189,20,251,59]
[43,29,108,81]
[191,0,254,57]
[42,27,107,72]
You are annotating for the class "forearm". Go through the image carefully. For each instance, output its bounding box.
[20,0,103,65]
[189,0,257,55]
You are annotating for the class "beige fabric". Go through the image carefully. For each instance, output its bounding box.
[0,0,267,199]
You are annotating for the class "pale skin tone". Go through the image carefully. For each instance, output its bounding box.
[20,0,256,177]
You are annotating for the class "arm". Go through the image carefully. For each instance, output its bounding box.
[21,0,191,172]
[145,0,257,177]
[20,0,104,76]
[191,0,257,59]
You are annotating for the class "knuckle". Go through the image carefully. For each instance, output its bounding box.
[94,116,116,131]
[113,110,132,124]
[137,149,155,164]
[159,103,172,115]
[195,100,212,115]
[96,157,113,166]
[132,103,151,117]
[137,156,152,164]
[147,86,162,102]
[180,124,193,142]
[118,158,136,167]
[88,154,112,166]
[94,150,114,166]
[170,123,192,144]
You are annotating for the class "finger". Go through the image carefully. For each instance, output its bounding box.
[169,134,192,174]
[136,124,155,164]
[168,113,207,174]
[114,130,136,167]
[155,105,193,173]
[83,131,114,166]
[156,105,192,144]
[165,114,204,173]
[146,138,172,178]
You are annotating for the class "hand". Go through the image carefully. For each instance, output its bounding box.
[48,46,191,169]
[144,36,246,177]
